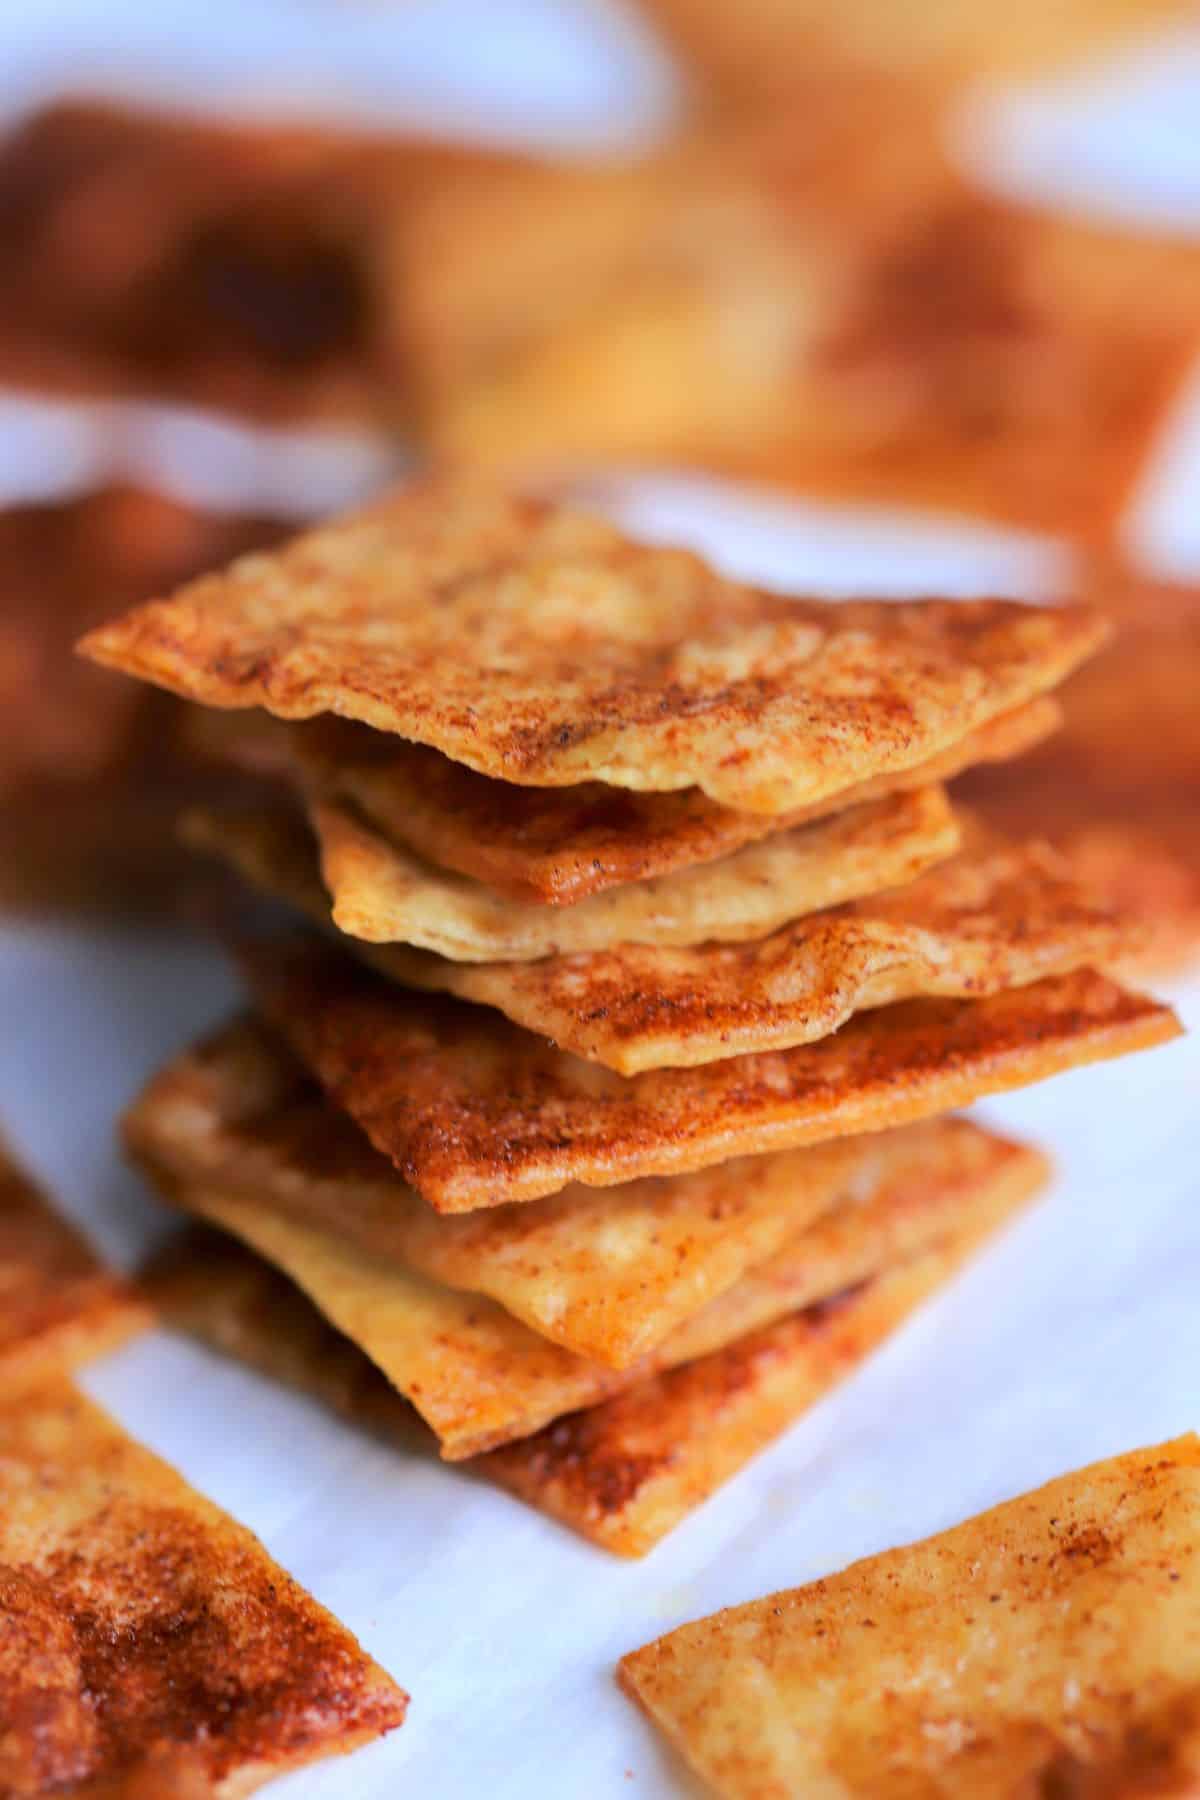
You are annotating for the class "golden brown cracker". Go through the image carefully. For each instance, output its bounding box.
[238,934,1176,1208]
[308,784,960,960]
[292,698,1058,907]
[80,485,1106,815]
[620,1435,1200,1792]
[0,1134,149,1389]
[138,1111,1042,1459]
[0,1378,406,1795]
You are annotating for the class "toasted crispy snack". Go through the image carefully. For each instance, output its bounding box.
[0,485,287,915]
[0,1379,406,1793]
[963,573,1200,980]
[126,1015,1028,1368]
[79,487,1107,814]
[0,98,508,425]
[620,1436,1200,1794]
[139,1112,1041,1459]
[222,808,1135,1071]
[0,1134,149,1388]
[149,1188,1036,1554]
[391,120,1200,538]
[293,700,1058,906]
[308,785,960,959]
[240,935,1176,1208]
[125,1014,913,1367]
[149,1127,1043,1548]
[637,0,1193,101]
[484,1232,1005,1557]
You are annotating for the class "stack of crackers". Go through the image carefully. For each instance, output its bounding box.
[80,484,1181,1556]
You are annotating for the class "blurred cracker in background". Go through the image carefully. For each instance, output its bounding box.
[634,0,1198,106]
[958,567,1200,979]
[389,94,1200,541]
[0,97,511,429]
[0,484,287,913]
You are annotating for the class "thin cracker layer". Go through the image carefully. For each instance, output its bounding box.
[125,1014,940,1368]
[138,1116,1041,1459]
[80,486,1106,814]
[0,1133,150,1388]
[292,700,1058,906]
[240,937,1178,1208]
[0,1380,406,1796]
[194,808,1137,1074]
[308,784,960,959]
[620,1436,1200,1793]
[149,1126,1044,1553]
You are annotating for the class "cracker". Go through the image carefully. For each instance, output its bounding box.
[0,1379,406,1794]
[293,698,1059,906]
[0,1133,150,1388]
[126,1015,951,1369]
[485,1229,1009,1557]
[620,1435,1200,1792]
[80,486,1107,814]
[308,784,960,959]
[149,1125,1044,1550]
[238,936,1177,1207]
[194,806,1137,1074]
[962,572,1200,980]
[139,1115,1041,1459]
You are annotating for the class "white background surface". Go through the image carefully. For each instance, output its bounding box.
[0,6,1198,1796]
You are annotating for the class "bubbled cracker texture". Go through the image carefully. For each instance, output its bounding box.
[79,486,1107,814]
[620,1436,1200,1795]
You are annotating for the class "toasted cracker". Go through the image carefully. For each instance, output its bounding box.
[148,1128,1044,1549]
[80,486,1106,815]
[125,1014,941,1369]
[308,784,960,959]
[193,805,1136,1074]
[620,1437,1200,1793]
[0,1379,406,1795]
[241,935,1178,1208]
[0,1134,150,1388]
[139,1114,1041,1459]
[293,699,1059,906]
[485,1230,1011,1557]
[962,572,1200,981]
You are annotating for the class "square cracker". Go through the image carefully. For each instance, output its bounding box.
[0,1132,150,1388]
[126,1014,964,1369]
[240,936,1179,1208]
[620,1435,1200,1793]
[306,783,961,960]
[137,1115,1042,1460]
[291,696,1059,908]
[149,1124,1045,1552]
[0,1379,406,1796]
[79,486,1106,815]
[193,806,1138,1073]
